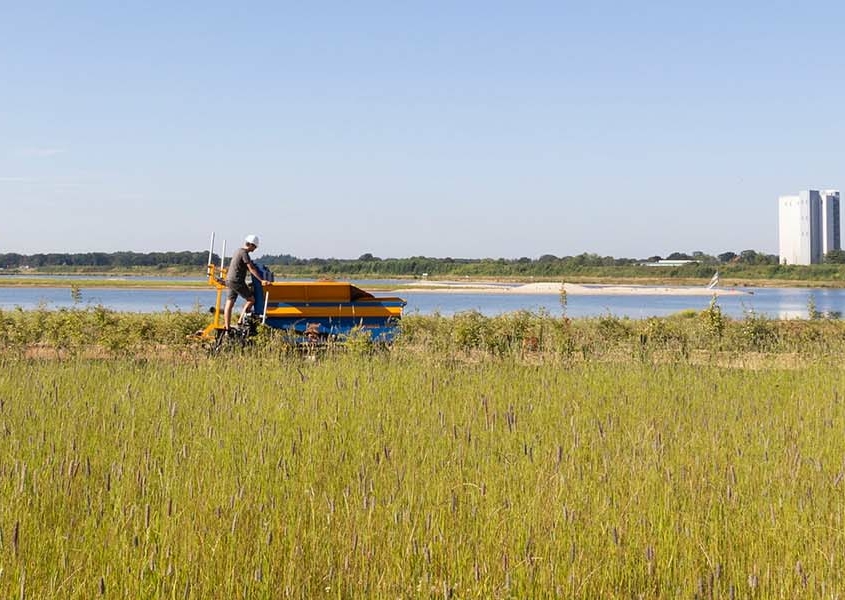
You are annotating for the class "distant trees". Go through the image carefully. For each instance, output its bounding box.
[825,250,845,264]
[0,248,795,277]
[257,253,299,266]
[0,251,210,269]
[691,251,718,264]
[738,249,778,265]
[655,251,718,263]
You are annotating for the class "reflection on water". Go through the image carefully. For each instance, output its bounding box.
[1,283,844,320]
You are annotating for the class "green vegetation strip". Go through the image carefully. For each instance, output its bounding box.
[1,353,843,597]
[3,301,845,359]
[0,277,207,289]
[7,254,845,287]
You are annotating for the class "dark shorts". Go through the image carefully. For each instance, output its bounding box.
[226,281,254,302]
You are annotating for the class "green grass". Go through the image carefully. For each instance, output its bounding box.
[2,308,845,596]
[2,350,845,597]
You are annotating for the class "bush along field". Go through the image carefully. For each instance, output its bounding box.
[1,305,845,597]
[3,300,845,360]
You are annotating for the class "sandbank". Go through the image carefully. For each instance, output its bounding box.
[399,281,751,296]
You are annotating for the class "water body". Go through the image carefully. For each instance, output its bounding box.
[0,282,840,320]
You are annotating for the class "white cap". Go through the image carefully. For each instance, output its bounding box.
[244,234,259,248]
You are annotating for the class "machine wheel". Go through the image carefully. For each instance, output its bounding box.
[209,325,253,354]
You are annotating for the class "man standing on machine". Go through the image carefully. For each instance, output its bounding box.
[223,234,269,331]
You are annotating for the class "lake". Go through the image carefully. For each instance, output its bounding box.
[0,280,841,319]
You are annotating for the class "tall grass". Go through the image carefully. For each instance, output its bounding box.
[4,303,845,360]
[0,306,209,357]
[396,307,845,363]
[1,350,845,597]
[3,304,845,596]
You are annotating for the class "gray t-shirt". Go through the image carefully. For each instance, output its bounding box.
[226,247,254,285]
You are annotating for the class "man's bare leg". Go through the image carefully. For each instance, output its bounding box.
[223,298,236,330]
[239,298,255,324]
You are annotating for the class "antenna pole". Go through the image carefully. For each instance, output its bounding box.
[207,232,215,266]
[262,290,269,325]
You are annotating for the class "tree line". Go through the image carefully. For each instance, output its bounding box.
[0,251,211,268]
[257,249,782,277]
[4,249,845,279]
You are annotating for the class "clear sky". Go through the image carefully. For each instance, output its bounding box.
[2,1,843,260]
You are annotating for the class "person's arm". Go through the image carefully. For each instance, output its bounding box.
[248,263,269,286]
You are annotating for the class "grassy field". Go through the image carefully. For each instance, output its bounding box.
[1,309,845,597]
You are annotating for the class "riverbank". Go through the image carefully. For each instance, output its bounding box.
[0,277,207,289]
[5,261,845,289]
[0,274,821,295]
[401,280,752,296]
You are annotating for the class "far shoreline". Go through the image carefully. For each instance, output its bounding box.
[0,276,771,296]
[1,272,843,291]
[398,281,753,296]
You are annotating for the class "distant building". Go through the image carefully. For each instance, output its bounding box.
[642,259,699,267]
[821,189,841,258]
[778,190,840,265]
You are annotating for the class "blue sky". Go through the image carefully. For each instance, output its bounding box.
[2,1,843,259]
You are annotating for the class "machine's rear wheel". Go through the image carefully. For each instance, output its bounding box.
[209,326,253,355]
